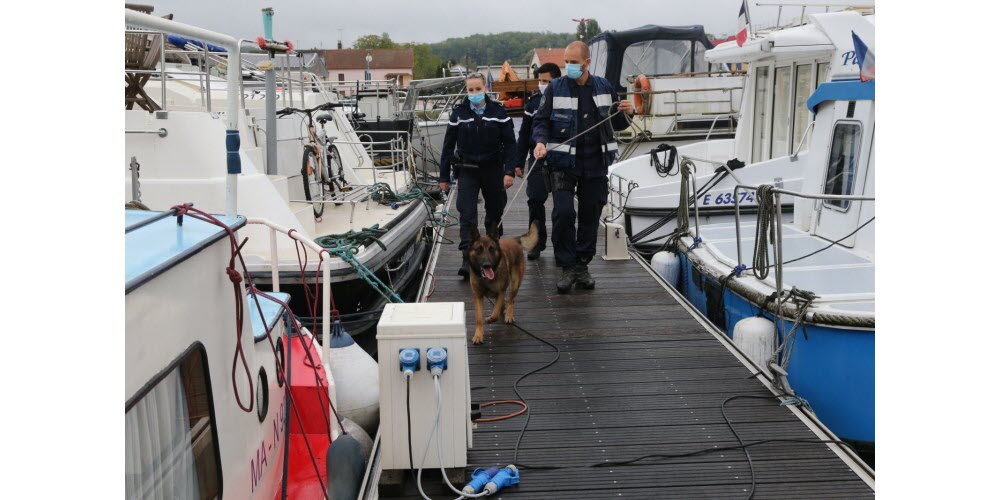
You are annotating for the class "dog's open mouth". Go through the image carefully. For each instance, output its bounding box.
[480,264,495,280]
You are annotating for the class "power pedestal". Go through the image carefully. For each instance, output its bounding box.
[376,302,472,472]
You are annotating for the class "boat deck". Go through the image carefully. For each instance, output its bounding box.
[376,182,874,498]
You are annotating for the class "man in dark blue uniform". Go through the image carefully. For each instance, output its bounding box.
[515,62,561,260]
[439,72,518,278]
[532,41,634,293]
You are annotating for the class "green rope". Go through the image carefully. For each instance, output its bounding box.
[314,225,403,303]
[368,182,458,229]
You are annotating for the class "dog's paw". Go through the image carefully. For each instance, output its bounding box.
[485,313,500,324]
[471,330,485,344]
[504,309,515,324]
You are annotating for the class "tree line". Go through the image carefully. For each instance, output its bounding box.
[352,24,601,80]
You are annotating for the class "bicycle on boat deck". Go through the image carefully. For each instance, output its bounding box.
[277,102,351,219]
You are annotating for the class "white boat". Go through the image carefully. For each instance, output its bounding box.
[125,12,433,334]
[125,206,373,499]
[606,10,874,250]
[589,24,745,143]
[635,9,876,450]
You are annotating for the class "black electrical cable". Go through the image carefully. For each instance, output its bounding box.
[502,320,859,500]
[507,322,561,465]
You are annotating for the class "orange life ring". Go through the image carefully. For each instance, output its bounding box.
[633,74,651,115]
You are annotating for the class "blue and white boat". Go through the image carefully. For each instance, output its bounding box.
[618,11,876,451]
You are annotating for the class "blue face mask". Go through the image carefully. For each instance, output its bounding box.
[468,92,485,105]
[566,63,584,79]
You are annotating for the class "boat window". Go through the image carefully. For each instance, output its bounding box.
[692,43,709,73]
[619,39,696,87]
[590,40,609,79]
[751,66,770,162]
[823,121,862,210]
[791,63,814,152]
[816,62,830,88]
[770,66,792,158]
[126,345,221,499]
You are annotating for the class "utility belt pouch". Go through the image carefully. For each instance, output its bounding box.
[542,162,553,193]
[549,168,578,193]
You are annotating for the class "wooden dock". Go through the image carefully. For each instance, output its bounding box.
[371,180,874,499]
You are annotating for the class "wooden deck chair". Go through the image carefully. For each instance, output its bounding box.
[125,9,173,111]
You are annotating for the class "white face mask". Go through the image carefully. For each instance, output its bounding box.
[538,82,548,94]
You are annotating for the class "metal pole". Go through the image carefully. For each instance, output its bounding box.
[734,186,742,267]
[263,8,278,176]
[690,166,700,239]
[298,53,306,105]
[204,42,212,113]
[160,33,167,110]
[284,53,292,108]
[773,190,784,299]
[130,156,141,202]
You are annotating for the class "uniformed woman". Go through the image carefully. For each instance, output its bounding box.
[439,72,517,278]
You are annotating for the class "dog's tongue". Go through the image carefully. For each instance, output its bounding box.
[483,267,495,280]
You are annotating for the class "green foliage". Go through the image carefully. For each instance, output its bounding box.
[429,31,578,67]
[353,33,398,49]
[403,43,445,80]
[576,19,602,41]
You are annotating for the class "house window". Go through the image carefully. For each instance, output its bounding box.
[823,121,862,210]
[751,66,769,163]
[770,65,792,158]
[126,345,221,500]
[338,73,345,82]
[791,63,814,153]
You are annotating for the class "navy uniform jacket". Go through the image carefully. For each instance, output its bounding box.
[439,97,517,183]
[531,75,631,178]
[515,92,543,168]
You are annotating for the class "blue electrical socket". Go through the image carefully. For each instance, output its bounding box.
[425,347,448,373]
[399,348,420,375]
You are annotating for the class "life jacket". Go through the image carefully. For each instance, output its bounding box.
[545,75,619,171]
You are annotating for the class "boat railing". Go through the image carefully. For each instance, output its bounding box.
[624,84,744,120]
[245,217,332,362]
[754,2,874,30]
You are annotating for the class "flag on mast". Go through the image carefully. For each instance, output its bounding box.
[736,0,750,47]
[851,31,875,82]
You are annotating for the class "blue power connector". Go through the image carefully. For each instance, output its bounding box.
[484,465,519,495]
[462,467,498,495]
[399,348,420,377]
[426,347,448,375]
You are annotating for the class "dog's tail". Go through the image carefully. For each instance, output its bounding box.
[516,221,540,252]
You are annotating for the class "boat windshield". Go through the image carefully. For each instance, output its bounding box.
[619,40,709,87]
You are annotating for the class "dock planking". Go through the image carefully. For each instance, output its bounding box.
[380,182,874,499]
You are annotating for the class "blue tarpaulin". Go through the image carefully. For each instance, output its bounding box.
[167,35,225,53]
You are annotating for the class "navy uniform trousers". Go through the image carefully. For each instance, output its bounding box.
[551,173,608,269]
[456,163,506,251]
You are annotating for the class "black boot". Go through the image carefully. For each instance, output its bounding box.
[575,264,595,290]
[527,244,542,261]
[458,256,470,280]
[556,267,577,294]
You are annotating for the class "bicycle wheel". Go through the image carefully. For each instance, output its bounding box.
[326,145,346,191]
[301,148,325,218]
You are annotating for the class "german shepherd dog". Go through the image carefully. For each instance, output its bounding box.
[466,221,539,344]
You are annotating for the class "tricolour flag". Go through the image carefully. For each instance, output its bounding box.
[851,31,875,82]
[736,0,750,47]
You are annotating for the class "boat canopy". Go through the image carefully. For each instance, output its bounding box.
[588,25,715,92]
[401,76,466,112]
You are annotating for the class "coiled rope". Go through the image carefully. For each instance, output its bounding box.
[752,185,776,280]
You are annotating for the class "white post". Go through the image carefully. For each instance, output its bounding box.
[322,253,331,359]
[269,228,280,292]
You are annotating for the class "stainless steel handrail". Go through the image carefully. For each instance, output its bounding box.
[126,128,168,137]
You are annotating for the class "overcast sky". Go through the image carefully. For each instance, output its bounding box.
[144,0,812,51]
